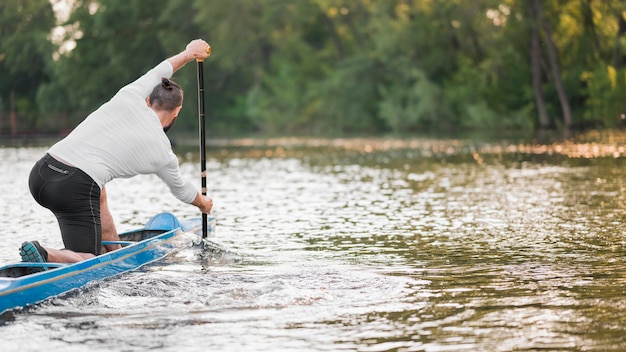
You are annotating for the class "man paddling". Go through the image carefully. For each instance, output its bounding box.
[21,39,213,266]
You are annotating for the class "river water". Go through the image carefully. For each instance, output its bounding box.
[1,133,626,351]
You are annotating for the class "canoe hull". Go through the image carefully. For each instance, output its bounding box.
[0,212,207,315]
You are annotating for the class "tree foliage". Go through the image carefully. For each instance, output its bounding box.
[0,0,55,130]
[2,0,626,136]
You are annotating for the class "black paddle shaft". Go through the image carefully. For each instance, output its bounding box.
[197,58,208,238]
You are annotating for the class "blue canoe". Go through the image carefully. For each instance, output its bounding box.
[0,212,213,315]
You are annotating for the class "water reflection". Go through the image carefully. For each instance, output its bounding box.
[2,135,626,351]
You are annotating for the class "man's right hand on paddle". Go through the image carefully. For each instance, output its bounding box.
[192,193,213,214]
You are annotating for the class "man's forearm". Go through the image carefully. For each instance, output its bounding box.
[167,50,195,73]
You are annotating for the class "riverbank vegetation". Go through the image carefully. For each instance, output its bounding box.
[2,0,626,138]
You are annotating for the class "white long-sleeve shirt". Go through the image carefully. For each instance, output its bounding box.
[48,60,198,204]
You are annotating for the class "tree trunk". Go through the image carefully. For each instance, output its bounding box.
[581,0,602,56]
[342,3,365,50]
[534,0,574,129]
[615,11,626,69]
[10,90,16,136]
[529,0,551,129]
[322,13,345,60]
[0,96,3,134]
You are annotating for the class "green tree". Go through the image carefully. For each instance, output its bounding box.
[39,0,237,134]
[10,0,626,136]
[45,0,168,118]
[0,0,55,132]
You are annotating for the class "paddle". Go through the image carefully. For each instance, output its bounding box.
[197,44,212,238]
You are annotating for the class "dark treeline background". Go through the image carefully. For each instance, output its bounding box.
[2,0,626,138]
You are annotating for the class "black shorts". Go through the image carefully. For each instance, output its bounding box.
[29,154,102,255]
